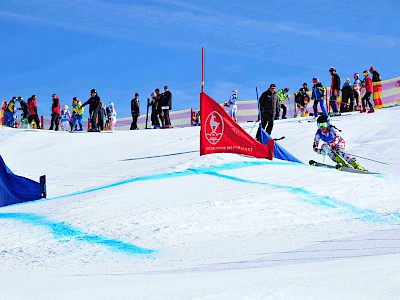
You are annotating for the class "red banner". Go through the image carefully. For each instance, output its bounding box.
[200,93,273,159]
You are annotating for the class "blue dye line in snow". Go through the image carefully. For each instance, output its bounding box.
[47,160,400,225]
[0,212,157,256]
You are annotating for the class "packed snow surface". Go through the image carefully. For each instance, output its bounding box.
[1,106,400,299]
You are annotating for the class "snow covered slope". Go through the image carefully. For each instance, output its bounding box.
[0,106,400,299]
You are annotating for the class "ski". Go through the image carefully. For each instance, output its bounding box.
[309,160,338,169]
[335,165,379,175]
[309,160,379,175]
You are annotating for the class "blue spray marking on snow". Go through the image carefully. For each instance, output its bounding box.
[6,160,398,255]
[46,160,400,225]
[0,212,157,257]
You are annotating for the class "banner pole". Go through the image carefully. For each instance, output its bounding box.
[201,47,204,93]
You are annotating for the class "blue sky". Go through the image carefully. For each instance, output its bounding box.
[1,0,399,118]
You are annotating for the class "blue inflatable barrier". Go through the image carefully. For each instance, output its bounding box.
[0,155,46,207]
[260,128,303,164]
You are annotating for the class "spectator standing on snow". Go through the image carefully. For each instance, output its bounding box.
[224,90,238,122]
[27,95,41,129]
[149,92,160,129]
[361,70,374,113]
[0,100,7,125]
[155,88,165,127]
[4,97,17,127]
[352,73,362,111]
[293,88,310,118]
[329,67,341,116]
[17,96,30,120]
[71,97,84,131]
[255,83,279,140]
[340,78,352,113]
[49,94,61,131]
[311,77,328,119]
[130,93,140,130]
[81,88,101,132]
[162,86,172,128]
[108,102,117,131]
[370,66,383,109]
[97,102,107,131]
[275,88,289,120]
[60,105,72,131]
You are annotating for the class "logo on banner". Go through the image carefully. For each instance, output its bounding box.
[205,111,224,145]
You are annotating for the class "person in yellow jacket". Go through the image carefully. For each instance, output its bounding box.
[71,97,84,131]
[275,88,289,119]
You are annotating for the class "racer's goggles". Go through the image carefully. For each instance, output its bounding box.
[317,122,330,129]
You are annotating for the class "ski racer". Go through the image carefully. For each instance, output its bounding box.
[313,115,366,171]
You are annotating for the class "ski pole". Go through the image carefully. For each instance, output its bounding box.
[249,87,260,135]
[347,153,390,165]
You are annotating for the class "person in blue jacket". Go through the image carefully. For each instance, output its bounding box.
[311,77,328,120]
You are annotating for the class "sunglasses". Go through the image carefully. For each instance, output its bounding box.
[317,122,330,129]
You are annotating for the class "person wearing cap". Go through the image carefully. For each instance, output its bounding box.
[224,90,238,122]
[49,94,61,131]
[328,67,341,116]
[130,93,140,130]
[313,115,366,171]
[361,70,374,113]
[161,86,172,128]
[71,97,84,131]
[369,66,382,109]
[255,83,279,141]
[27,95,41,129]
[311,77,328,120]
[81,89,101,131]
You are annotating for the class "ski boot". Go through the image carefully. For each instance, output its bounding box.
[333,155,348,167]
[349,158,366,171]
[367,108,375,114]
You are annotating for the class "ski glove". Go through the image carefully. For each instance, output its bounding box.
[317,148,326,156]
